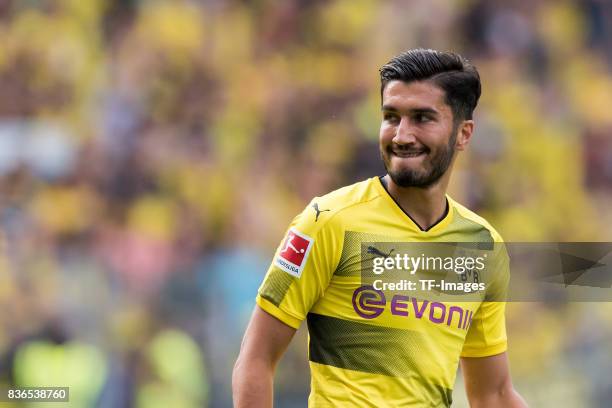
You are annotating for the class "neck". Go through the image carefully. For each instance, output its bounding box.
[382,173,450,231]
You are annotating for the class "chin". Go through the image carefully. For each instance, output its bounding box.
[390,163,427,177]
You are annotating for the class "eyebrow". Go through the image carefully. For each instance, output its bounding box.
[381,105,439,116]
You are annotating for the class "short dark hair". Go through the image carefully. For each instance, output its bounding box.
[379,49,481,122]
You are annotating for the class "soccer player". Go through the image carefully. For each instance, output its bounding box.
[233,49,527,407]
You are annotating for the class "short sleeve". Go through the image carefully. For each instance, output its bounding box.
[256,200,343,329]
[461,242,509,357]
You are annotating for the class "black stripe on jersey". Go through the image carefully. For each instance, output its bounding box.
[307,313,453,407]
[449,212,494,250]
[259,268,294,306]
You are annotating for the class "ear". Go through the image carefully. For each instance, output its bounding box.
[455,120,474,151]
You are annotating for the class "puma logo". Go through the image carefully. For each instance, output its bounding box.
[312,203,331,222]
[367,246,395,258]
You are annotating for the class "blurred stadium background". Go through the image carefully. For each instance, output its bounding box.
[0,0,611,407]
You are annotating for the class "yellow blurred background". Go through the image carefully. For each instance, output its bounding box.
[0,0,611,406]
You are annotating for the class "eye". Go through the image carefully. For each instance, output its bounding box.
[383,112,399,123]
[414,113,432,123]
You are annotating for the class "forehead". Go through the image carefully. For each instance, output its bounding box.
[382,80,449,113]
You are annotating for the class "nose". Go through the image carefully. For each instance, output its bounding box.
[393,117,417,145]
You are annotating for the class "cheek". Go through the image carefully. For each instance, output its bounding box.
[422,125,451,144]
[379,123,394,143]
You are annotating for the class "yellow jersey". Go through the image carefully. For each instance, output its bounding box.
[257,177,508,407]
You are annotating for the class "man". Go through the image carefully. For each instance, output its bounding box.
[233,49,527,407]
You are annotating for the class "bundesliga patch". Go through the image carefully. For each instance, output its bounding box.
[275,228,313,278]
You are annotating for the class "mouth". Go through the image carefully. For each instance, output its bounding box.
[390,148,428,158]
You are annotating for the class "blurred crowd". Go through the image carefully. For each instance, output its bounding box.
[0,0,611,406]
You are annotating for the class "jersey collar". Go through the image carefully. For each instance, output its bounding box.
[375,176,453,234]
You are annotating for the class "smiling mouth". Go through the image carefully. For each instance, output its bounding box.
[391,149,427,158]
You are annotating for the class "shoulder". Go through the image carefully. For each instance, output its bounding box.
[448,197,505,243]
[312,177,381,214]
[291,177,382,235]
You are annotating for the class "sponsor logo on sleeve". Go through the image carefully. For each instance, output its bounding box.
[275,228,314,278]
